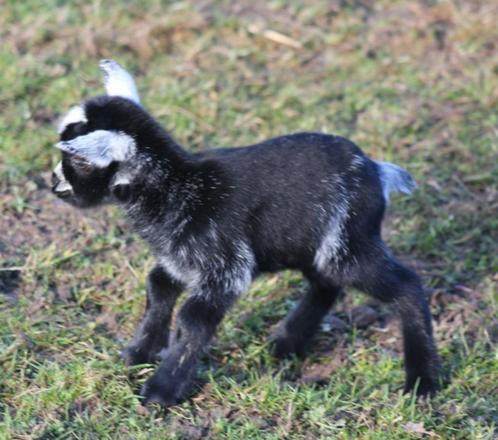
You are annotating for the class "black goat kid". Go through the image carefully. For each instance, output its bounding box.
[51,60,440,406]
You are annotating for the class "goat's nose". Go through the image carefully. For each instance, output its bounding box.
[52,184,73,198]
[51,172,73,198]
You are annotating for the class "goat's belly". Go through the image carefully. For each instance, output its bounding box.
[253,245,316,273]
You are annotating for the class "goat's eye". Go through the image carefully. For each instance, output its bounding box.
[71,155,94,175]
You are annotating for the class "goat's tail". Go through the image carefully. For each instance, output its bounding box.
[374,160,417,203]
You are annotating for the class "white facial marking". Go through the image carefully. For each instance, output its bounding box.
[99,59,140,104]
[54,161,64,179]
[53,161,73,192]
[55,130,136,168]
[57,106,87,134]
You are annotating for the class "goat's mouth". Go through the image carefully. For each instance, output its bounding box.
[51,176,74,200]
[52,187,73,199]
[51,162,75,200]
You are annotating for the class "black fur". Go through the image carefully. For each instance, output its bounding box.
[52,95,440,405]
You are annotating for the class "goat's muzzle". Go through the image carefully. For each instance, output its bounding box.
[51,163,74,199]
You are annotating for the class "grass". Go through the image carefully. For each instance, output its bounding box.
[0,0,497,438]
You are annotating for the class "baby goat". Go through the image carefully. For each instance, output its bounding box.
[52,60,440,406]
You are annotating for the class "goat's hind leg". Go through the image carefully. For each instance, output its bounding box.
[271,271,342,358]
[354,249,440,396]
[122,266,182,366]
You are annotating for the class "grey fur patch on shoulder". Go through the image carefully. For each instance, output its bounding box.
[375,160,417,202]
[57,105,87,134]
[55,130,136,168]
[99,59,140,104]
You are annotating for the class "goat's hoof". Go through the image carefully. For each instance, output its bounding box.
[121,345,153,366]
[404,375,439,397]
[269,330,306,359]
[141,389,178,408]
[140,376,187,408]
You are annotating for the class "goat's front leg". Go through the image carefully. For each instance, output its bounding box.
[122,266,183,366]
[141,288,235,406]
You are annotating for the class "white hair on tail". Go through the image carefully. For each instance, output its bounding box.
[375,161,417,203]
[55,130,136,168]
[99,59,141,104]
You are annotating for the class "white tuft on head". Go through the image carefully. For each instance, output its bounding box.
[58,106,87,134]
[375,160,417,203]
[99,59,140,104]
[55,130,136,168]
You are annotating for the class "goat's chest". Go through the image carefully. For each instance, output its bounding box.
[156,247,203,288]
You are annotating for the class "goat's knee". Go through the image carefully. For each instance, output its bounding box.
[141,290,234,406]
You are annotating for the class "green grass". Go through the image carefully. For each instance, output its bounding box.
[1,0,497,438]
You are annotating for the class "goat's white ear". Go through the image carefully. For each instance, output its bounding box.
[99,59,140,104]
[55,130,136,168]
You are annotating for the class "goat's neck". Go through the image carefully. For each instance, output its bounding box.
[122,142,211,250]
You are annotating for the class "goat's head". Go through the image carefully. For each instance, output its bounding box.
[52,60,141,208]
